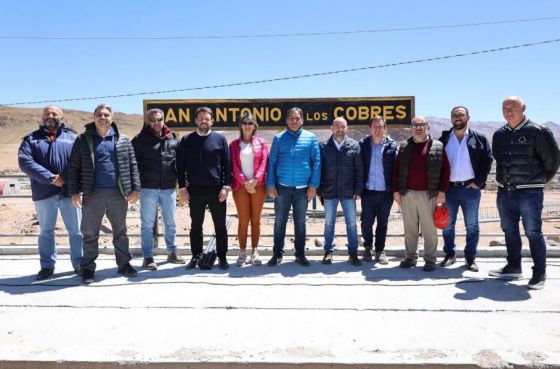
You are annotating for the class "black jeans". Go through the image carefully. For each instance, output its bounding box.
[80,189,131,272]
[188,185,228,258]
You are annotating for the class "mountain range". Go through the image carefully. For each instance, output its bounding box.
[0,105,558,146]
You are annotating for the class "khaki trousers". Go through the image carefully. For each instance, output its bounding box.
[400,190,438,262]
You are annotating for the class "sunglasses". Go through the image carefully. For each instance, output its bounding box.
[241,121,255,126]
[149,118,164,124]
[411,123,428,128]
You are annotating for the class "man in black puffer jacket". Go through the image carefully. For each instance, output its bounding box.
[490,96,560,290]
[132,108,185,271]
[318,117,364,266]
[68,104,141,284]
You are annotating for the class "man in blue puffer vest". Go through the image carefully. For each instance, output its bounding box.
[267,107,321,267]
[18,105,83,280]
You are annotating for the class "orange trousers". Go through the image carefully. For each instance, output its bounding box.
[232,185,266,249]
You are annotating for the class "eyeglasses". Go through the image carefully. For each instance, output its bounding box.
[149,118,164,124]
[411,123,428,128]
[241,121,255,126]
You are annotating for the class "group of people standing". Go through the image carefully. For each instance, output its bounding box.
[18,96,559,289]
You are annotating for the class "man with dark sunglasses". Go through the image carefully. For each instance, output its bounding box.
[132,108,185,271]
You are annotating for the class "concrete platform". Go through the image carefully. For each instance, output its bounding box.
[0,254,559,368]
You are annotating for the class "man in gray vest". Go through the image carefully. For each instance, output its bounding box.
[392,116,450,272]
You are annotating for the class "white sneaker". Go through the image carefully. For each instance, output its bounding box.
[250,249,262,266]
[236,250,247,266]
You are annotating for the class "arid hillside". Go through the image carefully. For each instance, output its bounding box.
[0,105,144,144]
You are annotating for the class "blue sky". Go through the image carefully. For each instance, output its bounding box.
[0,0,559,122]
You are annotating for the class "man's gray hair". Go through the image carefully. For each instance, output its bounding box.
[94,103,112,115]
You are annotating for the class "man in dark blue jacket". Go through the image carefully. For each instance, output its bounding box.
[318,117,364,266]
[18,105,83,280]
[359,116,398,264]
[490,96,560,289]
[439,106,493,272]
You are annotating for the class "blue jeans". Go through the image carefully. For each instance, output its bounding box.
[34,194,83,270]
[140,188,177,258]
[442,184,481,258]
[497,188,546,274]
[360,190,394,252]
[324,198,358,254]
[273,185,309,258]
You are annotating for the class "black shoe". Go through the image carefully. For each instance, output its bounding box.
[440,254,456,267]
[267,255,283,266]
[295,255,310,267]
[528,272,546,290]
[82,269,95,284]
[118,263,138,278]
[348,252,362,266]
[362,247,373,262]
[399,258,417,268]
[465,258,479,272]
[489,264,522,279]
[218,256,229,270]
[322,252,333,265]
[74,266,84,276]
[36,268,54,281]
[423,261,436,272]
[186,256,200,269]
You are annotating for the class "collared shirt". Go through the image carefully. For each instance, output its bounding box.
[445,128,475,182]
[196,129,213,136]
[366,138,386,191]
[333,136,345,150]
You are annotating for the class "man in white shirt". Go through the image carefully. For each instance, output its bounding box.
[438,106,493,272]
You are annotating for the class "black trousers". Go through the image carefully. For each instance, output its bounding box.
[188,185,228,258]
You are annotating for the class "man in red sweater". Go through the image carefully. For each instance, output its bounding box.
[392,116,450,271]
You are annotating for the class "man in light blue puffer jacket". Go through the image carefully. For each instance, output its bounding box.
[266,107,321,267]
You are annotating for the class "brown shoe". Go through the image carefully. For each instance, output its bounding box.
[167,252,186,264]
[142,257,157,271]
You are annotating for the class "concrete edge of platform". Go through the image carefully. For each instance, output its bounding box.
[1,245,560,258]
[0,361,559,369]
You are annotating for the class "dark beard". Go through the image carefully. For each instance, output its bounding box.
[453,122,466,131]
